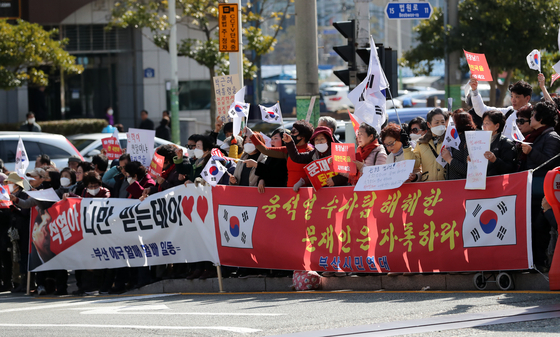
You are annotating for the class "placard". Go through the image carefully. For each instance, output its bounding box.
[465,131,491,190]
[101,137,123,160]
[213,74,239,122]
[332,143,356,174]
[303,156,336,191]
[354,160,415,191]
[464,50,493,82]
[148,152,165,178]
[127,128,155,167]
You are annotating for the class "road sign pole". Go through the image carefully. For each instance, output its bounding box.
[169,0,180,144]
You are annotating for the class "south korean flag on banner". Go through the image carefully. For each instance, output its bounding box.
[463,195,517,248]
[227,101,250,118]
[218,205,258,249]
[201,159,227,187]
[259,102,282,123]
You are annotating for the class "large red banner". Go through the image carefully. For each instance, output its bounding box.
[213,171,532,273]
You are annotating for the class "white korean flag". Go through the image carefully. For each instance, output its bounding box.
[435,118,460,168]
[352,91,387,135]
[112,128,121,150]
[259,102,282,123]
[201,159,227,187]
[526,49,541,72]
[15,136,29,176]
[227,101,250,118]
[0,184,9,201]
[217,205,258,249]
[463,195,517,248]
[506,116,525,143]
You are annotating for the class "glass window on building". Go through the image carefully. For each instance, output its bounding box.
[168,80,212,111]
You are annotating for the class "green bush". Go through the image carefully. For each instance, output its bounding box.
[0,119,108,136]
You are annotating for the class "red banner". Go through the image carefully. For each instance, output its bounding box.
[464,50,493,82]
[304,156,337,191]
[29,199,83,271]
[332,143,356,174]
[102,137,122,160]
[213,171,532,273]
[148,152,165,178]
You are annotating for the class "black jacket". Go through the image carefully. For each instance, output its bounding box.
[446,133,469,180]
[156,124,171,141]
[139,118,155,130]
[487,134,517,176]
[520,127,560,177]
[255,157,288,187]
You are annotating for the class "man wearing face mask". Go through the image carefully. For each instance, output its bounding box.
[412,108,449,182]
[19,112,42,132]
[102,154,131,198]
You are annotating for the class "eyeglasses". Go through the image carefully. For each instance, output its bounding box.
[384,140,396,147]
[187,145,196,150]
[516,119,529,125]
[410,128,420,134]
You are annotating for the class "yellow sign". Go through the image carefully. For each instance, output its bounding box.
[218,3,239,53]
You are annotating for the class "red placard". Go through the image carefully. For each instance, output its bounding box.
[29,199,83,270]
[464,50,493,81]
[214,171,532,273]
[102,137,122,160]
[148,152,165,178]
[332,143,356,174]
[0,184,12,209]
[303,156,337,191]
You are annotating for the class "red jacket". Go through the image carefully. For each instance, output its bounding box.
[127,174,156,199]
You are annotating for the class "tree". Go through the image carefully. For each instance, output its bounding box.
[0,19,83,90]
[108,0,292,124]
[403,0,560,106]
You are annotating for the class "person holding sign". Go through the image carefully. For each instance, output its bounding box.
[230,133,268,187]
[381,123,414,164]
[480,111,517,176]
[412,108,449,182]
[441,112,476,180]
[144,144,182,196]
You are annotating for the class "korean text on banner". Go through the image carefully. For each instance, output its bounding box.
[465,130,491,190]
[28,184,219,272]
[354,160,415,191]
[464,50,493,81]
[213,74,239,122]
[304,156,337,191]
[214,171,532,273]
[148,152,165,178]
[332,143,356,174]
[127,128,155,167]
[102,137,123,160]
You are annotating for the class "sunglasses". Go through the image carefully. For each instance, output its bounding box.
[187,145,196,150]
[516,119,529,125]
[410,128,420,134]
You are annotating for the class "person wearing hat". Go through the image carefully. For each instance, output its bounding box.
[26,168,48,189]
[67,155,82,171]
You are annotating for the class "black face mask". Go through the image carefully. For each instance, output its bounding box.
[293,136,302,144]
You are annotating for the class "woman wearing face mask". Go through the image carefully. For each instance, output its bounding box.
[412,108,449,182]
[55,168,77,198]
[105,107,114,126]
[75,161,95,196]
[183,136,214,185]
[407,117,428,149]
[124,161,155,199]
[441,112,476,180]
[230,133,267,186]
[186,134,202,161]
[243,129,289,193]
[66,171,110,198]
[480,110,517,176]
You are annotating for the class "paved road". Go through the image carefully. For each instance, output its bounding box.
[0,290,559,336]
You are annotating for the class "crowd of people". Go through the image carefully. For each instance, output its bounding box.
[1,74,559,295]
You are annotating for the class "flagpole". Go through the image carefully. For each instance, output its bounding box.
[371,36,401,126]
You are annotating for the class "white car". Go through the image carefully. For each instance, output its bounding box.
[69,133,187,161]
[0,132,84,172]
[322,86,354,112]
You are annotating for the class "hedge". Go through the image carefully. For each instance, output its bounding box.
[0,119,109,136]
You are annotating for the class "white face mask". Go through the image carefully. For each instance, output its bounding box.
[87,188,100,196]
[315,143,329,153]
[127,177,135,185]
[431,125,446,136]
[60,177,71,187]
[186,149,195,158]
[7,184,15,192]
[243,143,256,154]
[410,133,422,141]
[28,118,35,124]
[194,148,205,159]
[107,109,114,115]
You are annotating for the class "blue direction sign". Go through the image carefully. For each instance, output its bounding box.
[385,2,433,20]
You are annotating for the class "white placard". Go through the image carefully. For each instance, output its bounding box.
[25,188,61,202]
[465,130,491,190]
[354,160,415,191]
[127,128,156,167]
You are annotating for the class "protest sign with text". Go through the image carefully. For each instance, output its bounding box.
[332,143,356,174]
[102,137,123,160]
[354,160,415,191]
[213,74,239,122]
[127,128,155,167]
[148,152,165,178]
[465,130,491,190]
[304,156,336,191]
[464,50,493,81]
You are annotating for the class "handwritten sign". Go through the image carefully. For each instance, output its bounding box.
[218,3,239,52]
[332,143,356,174]
[464,50,493,82]
[213,74,239,122]
[101,137,123,160]
[148,152,165,178]
[26,188,61,202]
[304,156,336,191]
[127,128,155,167]
[465,130,491,190]
[354,160,415,191]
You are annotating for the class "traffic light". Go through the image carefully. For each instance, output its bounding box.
[332,20,357,88]
[356,43,398,99]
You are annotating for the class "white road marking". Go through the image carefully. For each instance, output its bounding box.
[65,304,283,316]
[0,324,260,333]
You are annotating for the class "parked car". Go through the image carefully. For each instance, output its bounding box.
[69,133,187,161]
[322,86,354,112]
[261,80,297,115]
[395,90,446,108]
[0,132,84,172]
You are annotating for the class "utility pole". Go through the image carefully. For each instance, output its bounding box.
[295,0,319,126]
[229,0,244,92]
[355,0,370,75]
[445,0,461,110]
[169,0,180,144]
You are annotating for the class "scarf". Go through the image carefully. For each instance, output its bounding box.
[519,126,547,162]
[356,139,380,162]
[161,163,176,179]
